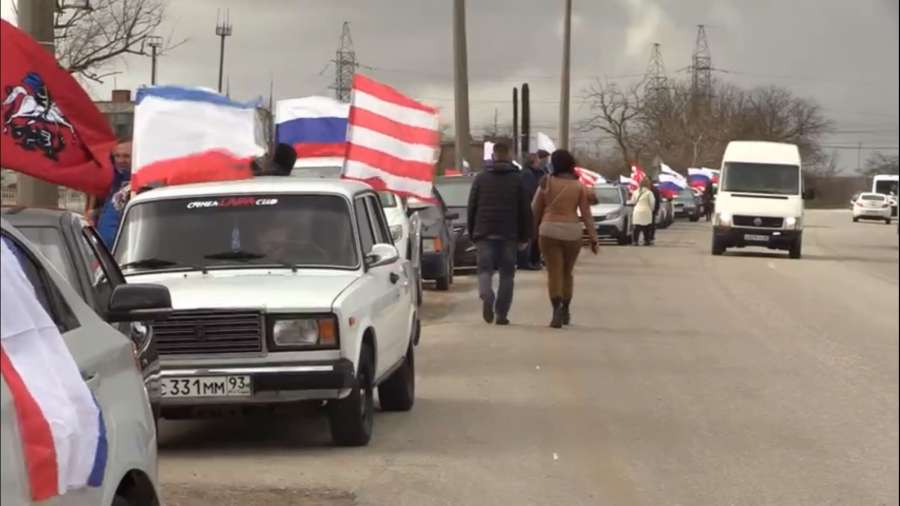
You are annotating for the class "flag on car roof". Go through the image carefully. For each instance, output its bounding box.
[658,162,687,198]
[342,74,440,201]
[687,167,720,190]
[0,239,107,501]
[275,96,349,168]
[574,167,605,187]
[131,85,265,192]
[0,20,116,197]
[619,174,637,193]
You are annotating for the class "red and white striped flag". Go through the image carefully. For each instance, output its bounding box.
[574,166,605,188]
[342,75,439,201]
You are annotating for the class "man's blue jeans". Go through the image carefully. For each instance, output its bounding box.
[477,240,518,318]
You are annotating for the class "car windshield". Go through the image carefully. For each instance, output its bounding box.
[593,187,622,205]
[116,194,358,272]
[435,180,472,207]
[15,226,79,287]
[379,192,398,208]
[675,190,695,202]
[862,194,885,201]
[721,162,800,195]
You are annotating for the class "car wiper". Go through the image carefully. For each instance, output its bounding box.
[120,257,207,274]
[203,250,266,261]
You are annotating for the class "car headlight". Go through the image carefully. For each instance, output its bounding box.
[715,212,732,227]
[785,216,801,229]
[270,316,338,349]
[390,225,404,242]
[605,209,623,220]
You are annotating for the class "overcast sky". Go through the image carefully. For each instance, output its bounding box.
[3,0,898,170]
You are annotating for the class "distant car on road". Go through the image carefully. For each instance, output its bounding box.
[1,206,161,421]
[673,188,701,222]
[852,193,893,224]
[379,191,423,306]
[2,218,171,506]
[408,188,456,291]
[583,183,632,245]
[433,175,477,270]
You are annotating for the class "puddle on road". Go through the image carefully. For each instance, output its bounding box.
[163,484,355,506]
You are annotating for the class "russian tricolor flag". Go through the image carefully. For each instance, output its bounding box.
[688,167,720,190]
[275,96,349,168]
[658,162,688,198]
[131,86,265,191]
[1,239,107,501]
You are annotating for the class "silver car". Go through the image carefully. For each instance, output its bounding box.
[585,184,633,245]
[1,219,171,506]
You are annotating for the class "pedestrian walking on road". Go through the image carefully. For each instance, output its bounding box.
[648,181,662,246]
[518,153,546,270]
[468,142,533,326]
[531,149,599,329]
[703,181,715,222]
[630,178,656,246]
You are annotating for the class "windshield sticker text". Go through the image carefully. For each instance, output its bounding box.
[186,198,279,209]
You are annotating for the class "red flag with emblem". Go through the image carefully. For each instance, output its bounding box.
[1,20,115,197]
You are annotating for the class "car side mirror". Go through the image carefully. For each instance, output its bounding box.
[107,284,172,322]
[802,189,816,200]
[365,243,400,269]
[446,212,460,220]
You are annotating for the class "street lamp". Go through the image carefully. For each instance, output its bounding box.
[147,35,163,85]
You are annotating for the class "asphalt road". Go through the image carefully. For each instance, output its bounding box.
[158,210,898,506]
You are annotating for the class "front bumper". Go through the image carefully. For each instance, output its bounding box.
[158,358,355,411]
[714,227,801,250]
[586,216,626,238]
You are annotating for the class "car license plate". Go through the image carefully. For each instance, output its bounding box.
[161,375,251,398]
[744,234,769,242]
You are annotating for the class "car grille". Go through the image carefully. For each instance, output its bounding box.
[152,310,263,355]
[733,215,784,228]
[593,214,606,221]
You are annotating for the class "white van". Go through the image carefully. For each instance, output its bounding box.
[712,141,811,259]
[871,174,898,217]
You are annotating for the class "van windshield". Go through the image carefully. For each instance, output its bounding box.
[722,162,800,195]
[874,179,898,196]
[115,195,359,273]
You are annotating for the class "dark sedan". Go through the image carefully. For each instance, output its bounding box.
[1,206,161,420]
[673,189,701,222]
[434,175,477,269]
[408,188,457,291]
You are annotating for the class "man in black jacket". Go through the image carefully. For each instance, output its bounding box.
[468,142,533,325]
[518,153,545,269]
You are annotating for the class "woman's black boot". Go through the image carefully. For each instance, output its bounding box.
[550,298,564,329]
[561,299,571,326]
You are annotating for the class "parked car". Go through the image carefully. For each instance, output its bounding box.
[583,183,632,245]
[2,218,171,506]
[378,191,423,306]
[1,206,161,421]
[433,175,477,269]
[852,193,893,224]
[408,187,456,291]
[114,177,419,446]
[655,196,675,229]
[673,188,701,222]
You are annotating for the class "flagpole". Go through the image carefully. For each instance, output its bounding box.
[16,0,59,208]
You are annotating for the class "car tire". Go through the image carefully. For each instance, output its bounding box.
[853,217,859,223]
[711,235,725,256]
[435,272,450,291]
[617,229,630,245]
[789,238,802,259]
[112,495,132,506]
[329,345,374,447]
[690,215,700,222]
[378,340,415,412]
[886,219,892,225]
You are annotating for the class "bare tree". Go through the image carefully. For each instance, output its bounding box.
[49,0,182,83]
[860,152,900,176]
[581,80,647,172]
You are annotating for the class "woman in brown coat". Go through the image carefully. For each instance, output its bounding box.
[531,150,599,328]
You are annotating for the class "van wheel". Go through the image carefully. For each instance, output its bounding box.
[853,217,859,223]
[378,341,415,411]
[329,346,374,446]
[111,495,132,506]
[789,238,803,259]
[711,235,726,256]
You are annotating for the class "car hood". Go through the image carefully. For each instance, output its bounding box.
[124,269,360,312]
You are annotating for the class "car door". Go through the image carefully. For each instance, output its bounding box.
[357,195,409,376]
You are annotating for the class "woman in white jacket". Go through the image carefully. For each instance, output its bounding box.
[629,178,656,246]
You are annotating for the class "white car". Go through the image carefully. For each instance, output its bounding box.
[378,191,423,306]
[114,177,419,446]
[2,219,170,506]
[852,193,893,224]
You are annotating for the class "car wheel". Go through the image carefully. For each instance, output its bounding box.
[617,229,630,245]
[789,238,802,259]
[111,494,132,506]
[853,216,859,223]
[378,340,415,412]
[886,219,892,225]
[711,235,726,256]
[690,215,700,222]
[329,345,374,446]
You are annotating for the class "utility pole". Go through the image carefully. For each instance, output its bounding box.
[521,83,531,154]
[690,24,712,109]
[453,0,472,173]
[512,87,519,158]
[332,22,359,103]
[644,43,669,103]
[558,0,573,150]
[147,35,163,85]
[17,0,58,208]
[216,9,233,94]
[857,142,862,172]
